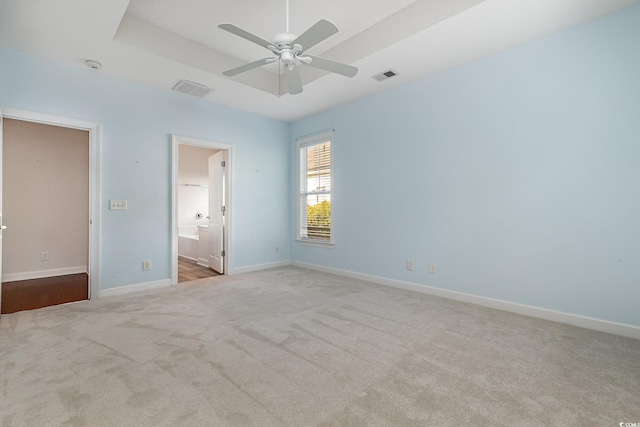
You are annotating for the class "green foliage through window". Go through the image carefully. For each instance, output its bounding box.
[306,200,331,240]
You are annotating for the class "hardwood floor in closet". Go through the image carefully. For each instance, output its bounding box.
[1,258,220,314]
[1,273,88,314]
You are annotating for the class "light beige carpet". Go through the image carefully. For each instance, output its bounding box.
[1,266,639,426]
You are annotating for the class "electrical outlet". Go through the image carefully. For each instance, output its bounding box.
[143,260,151,271]
[429,263,437,274]
[41,251,49,261]
[110,200,127,210]
[406,260,414,271]
[274,246,279,254]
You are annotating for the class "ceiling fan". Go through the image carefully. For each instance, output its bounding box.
[218,0,358,95]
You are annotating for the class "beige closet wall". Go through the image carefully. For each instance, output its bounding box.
[2,118,89,280]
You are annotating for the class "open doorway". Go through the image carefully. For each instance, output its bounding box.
[171,135,232,284]
[0,108,100,314]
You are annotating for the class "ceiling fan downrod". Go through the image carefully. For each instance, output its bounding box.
[285,0,290,33]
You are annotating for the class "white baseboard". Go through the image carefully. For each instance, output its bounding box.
[291,261,640,341]
[99,260,291,298]
[233,260,291,275]
[2,266,87,282]
[99,279,172,298]
[197,258,209,268]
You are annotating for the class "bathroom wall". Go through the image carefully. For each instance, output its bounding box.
[2,118,89,281]
[178,144,218,228]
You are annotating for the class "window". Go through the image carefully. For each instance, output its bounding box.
[298,131,332,243]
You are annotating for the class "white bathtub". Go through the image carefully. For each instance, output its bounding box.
[178,225,199,260]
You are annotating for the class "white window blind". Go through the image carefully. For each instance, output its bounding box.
[298,131,332,242]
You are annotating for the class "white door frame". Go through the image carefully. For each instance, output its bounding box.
[208,151,226,274]
[171,135,232,284]
[0,108,4,313]
[1,107,101,299]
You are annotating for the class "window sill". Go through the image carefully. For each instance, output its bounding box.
[296,239,334,248]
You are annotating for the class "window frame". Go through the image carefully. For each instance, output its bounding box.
[297,130,334,245]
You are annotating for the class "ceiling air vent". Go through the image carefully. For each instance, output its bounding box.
[372,69,399,82]
[172,80,213,98]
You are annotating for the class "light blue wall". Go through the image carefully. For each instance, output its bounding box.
[291,6,640,327]
[2,5,639,326]
[0,47,291,290]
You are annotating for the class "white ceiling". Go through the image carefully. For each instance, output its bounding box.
[0,0,638,122]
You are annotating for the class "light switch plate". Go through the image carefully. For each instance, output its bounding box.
[110,200,127,210]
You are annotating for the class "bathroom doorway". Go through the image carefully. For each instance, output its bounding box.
[171,135,232,284]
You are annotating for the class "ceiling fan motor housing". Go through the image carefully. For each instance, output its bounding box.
[272,33,297,48]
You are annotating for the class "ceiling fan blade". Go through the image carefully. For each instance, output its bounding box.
[293,19,338,52]
[284,66,303,94]
[218,23,273,49]
[223,58,274,76]
[305,55,358,78]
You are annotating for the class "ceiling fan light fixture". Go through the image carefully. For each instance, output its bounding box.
[281,50,294,64]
